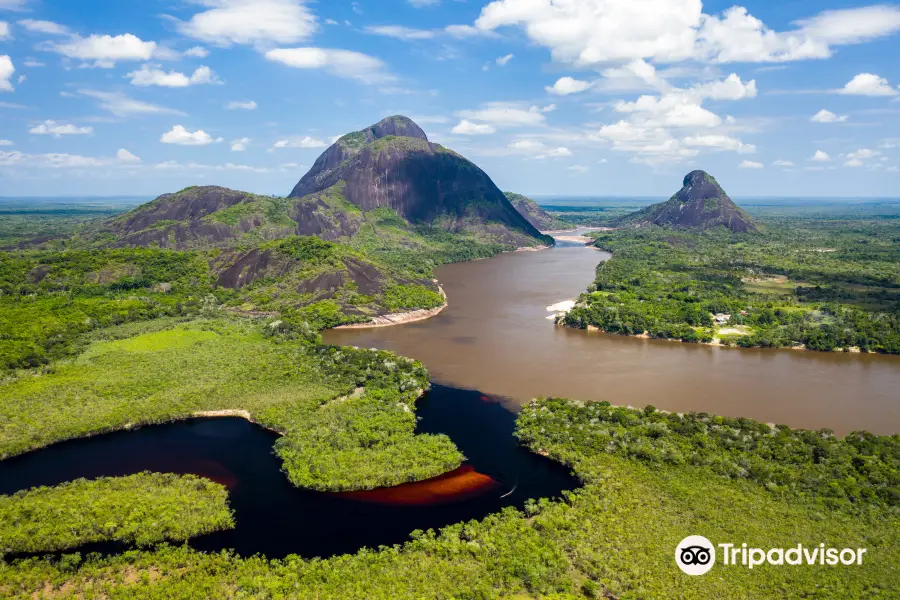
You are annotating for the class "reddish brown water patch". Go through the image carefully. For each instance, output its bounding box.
[336,465,502,506]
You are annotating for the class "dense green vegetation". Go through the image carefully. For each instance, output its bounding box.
[0,319,462,489]
[564,214,900,352]
[0,473,233,556]
[0,200,138,248]
[1,399,896,598]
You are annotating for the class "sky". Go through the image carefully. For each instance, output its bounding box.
[1,0,900,199]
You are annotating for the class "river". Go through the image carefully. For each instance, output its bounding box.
[326,232,900,436]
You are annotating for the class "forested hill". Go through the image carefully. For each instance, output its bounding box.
[504,192,573,231]
[615,170,757,233]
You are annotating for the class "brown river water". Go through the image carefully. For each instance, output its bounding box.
[325,233,900,436]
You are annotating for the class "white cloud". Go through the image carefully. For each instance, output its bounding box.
[78,89,185,117]
[847,148,880,160]
[844,158,863,168]
[495,53,514,66]
[183,46,209,58]
[546,76,593,96]
[127,64,222,87]
[456,102,551,128]
[691,73,757,100]
[116,148,141,163]
[451,119,496,135]
[887,166,899,173]
[811,109,847,123]
[473,2,900,66]
[568,165,589,173]
[160,125,223,146]
[23,59,44,67]
[739,159,763,169]
[0,55,13,92]
[614,94,721,128]
[47,34,157,67]
[231,137,250,151]
[811,150,830,162]
[366,25,435,40]
[773,159,794,167]
[178,0,317,47]
[683,134,755,154]
[17,19,70,35]
[227,100,257,110]
[0,150,122,169]
[265,47,394,84]
[838,73,897,97]
[29,120,93,137]
[507,138,572,159]
[0,0,27,9]
[272,136,328,149]
[0,21,9,41]
[409,0,439,7]
[0,139,12,146]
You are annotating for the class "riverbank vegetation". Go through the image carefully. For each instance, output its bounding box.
[0,319,462,489]
[1,397,896,598]
[0,473,233,556]
[564,211,900,352]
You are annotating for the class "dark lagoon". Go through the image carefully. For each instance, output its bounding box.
[0,385,576,559]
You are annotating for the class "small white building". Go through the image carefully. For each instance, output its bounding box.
[713,313,731,325]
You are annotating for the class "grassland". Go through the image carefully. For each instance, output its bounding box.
[0,473,233,556]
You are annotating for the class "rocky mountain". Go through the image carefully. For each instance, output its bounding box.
[289,116,546,247]
[615,170,757,233]
[94,116,548,251]
[504,192,572,231]
[74,116,551,323]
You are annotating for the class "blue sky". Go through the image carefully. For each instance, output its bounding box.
[1,0,899,198]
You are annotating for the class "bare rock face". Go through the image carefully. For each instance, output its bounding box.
[504,192,571,231]
[289,116,545,246]
[617,170,757,233]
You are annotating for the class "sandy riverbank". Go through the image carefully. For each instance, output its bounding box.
[335,286,449,329]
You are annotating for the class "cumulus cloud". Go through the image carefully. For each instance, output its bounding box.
[773,159,794,167]
[231,137,250,151]
[116,148,141,163]
[17,19,70,35]
[0,139,12,146]
[160,125,223,146]
[496,53,514,66]
[456,102,553,128]
[811,150,831,162]
[227,100,257,110]
[546,76,593,96]
[690,73,757,100]
[844,158,863,168]
[178,0,317,47]
[265,47,394,84]
[271,136,328,149]
[0,55,13,92]
[127,64,222,87]
[78,89,185,117]
[506,138,572,159]
[47,33,157,67]
[567,165,589,173]
[683,134,756,154]
[837,73,897,96]
[183,46,209,58]
[451,119,496,135]
[472,2,900,66]
[738,160,763,169]
[29,120,93,137]
[0,21,9,41]
[811,109,848,123]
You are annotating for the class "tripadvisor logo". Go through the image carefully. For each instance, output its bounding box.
[675,536,867,575]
